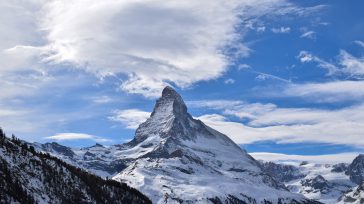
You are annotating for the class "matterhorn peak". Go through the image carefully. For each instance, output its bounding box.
[161,86,182,100]
[150,86,188,119]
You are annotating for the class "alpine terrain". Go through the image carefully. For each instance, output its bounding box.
[260,154,364,203]
[0,130,151,204]
[34,86,321,204]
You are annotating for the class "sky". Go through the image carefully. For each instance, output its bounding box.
[1,0,364,160]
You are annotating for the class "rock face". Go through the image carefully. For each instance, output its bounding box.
[332,163,348,173]
[260,161,305,182]
[346,154,364,184]
[301,175,332,193]
[0,133,151,204]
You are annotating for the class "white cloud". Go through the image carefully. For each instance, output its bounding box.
[283,80,364,102]
[109,109,150,129]
[251,70,291,83]
[191,98,364,147]
[91,96,113,104]
[354,40,364,48]
[237,64,251,70]
[0,0,325,98]
[298,49,364,79]
[198,107,364,147]
[256,26,266,32]
[300,31,316,39]
[250,152,359,164]
[45,133,111,142]
[224,78,235,84]
[338,50,364,78]
[188,100,245,110]
[298,51,338,75]
[271,26,291,34]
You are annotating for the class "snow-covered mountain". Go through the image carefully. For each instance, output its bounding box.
[33,86,319,204]
[338,181,364,203]
[347,154,364,185]
[0,131,151,204]
[260,155,364,203]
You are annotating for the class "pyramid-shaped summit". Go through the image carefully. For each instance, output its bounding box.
[149,86,189,125]
[112,86,320,204]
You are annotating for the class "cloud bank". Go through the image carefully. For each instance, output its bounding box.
[1,0,324,98]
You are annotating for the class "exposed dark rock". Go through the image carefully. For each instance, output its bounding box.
[346,154,364,184]
[260,161,305,182]
[331,163,348,173]
[301,175,331,193]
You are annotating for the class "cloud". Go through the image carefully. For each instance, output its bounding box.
[188,100,245,110]
[283,80,364,102]
[109,109,150,129]
[45,133,111,142]
[298,49,364,79]
[0,0,326,98]
[271,26,291,34]
[224,78,235,84]
[298,51,338,75]
[191,99,364,147]
[300,31,316,39]
[338,50,364,78]
[250,152,359,164]
[354,40,364,48]
[246,69,291,83]
[198,107,364,147]
[237,64,251,70]
[91,96,113,104]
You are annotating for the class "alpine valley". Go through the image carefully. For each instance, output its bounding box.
[3,87,364,203]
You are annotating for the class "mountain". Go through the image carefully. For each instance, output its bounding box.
[0,131,151,204]
[259,154,364,203]
[346,154,364,184]
[260,161,305,182]
[338,181,364,204]
[34,86,320,203]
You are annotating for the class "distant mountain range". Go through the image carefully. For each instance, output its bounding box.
[260,154,364,203]
[2,86,364,203]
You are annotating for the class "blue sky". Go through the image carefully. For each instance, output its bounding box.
[1,0,364,158]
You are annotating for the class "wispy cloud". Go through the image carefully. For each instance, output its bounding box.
[297,51,338,75]
[338,50,364,78]
[248,69,291,83]
[300,31,316,39]
[251,152,359,164]
[191,98,364,147]
[271,26,291,34]
[298,49,364,79]
[354,40,364,48]
[224,78,235,84]
[283,80,364,102]
[45,133,111,142]
[109,109,150,129]
[91,96,113,104]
